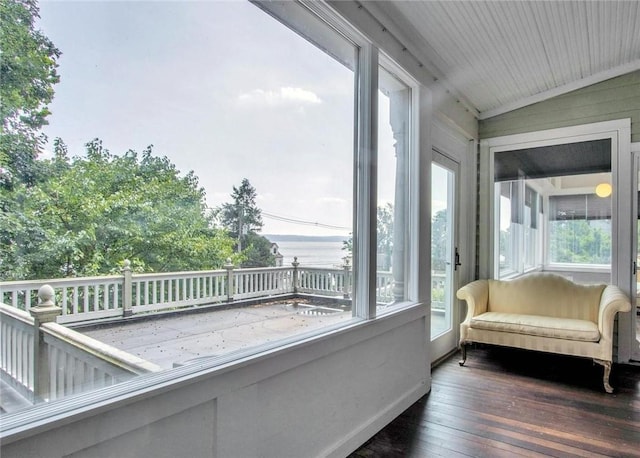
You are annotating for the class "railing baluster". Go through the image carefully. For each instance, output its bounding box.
[82,285,89,313]
[101,284,107,311]
[17,329,22,382]
[72,286,78,315]
[92,285,98,312]
[10,326,16,377]
[114,283,119,311]
[49,347,58,400]
[152,280,158,306]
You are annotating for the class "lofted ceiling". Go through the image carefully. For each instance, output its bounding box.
[364,1,640,119]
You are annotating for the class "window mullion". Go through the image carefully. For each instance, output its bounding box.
[353,43,378,319]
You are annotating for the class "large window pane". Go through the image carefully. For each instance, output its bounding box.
[2,1,357,415]
[496,181,519,277]
[493,140,611,278]
[377,67,411,309]
[548,192,612,265]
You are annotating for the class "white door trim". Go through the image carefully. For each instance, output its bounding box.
[479,118,633,362]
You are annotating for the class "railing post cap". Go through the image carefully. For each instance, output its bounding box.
[31,284,62,324]
[122,259,132,271]
[224,258,234,269]
[38,284,55,304]
[292,257,299,267]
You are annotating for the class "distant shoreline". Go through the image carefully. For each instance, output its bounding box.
[264,234,348,243]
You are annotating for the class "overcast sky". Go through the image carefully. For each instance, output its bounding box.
[37,1,440,236]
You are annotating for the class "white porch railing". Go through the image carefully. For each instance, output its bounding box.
[0,291,161,406]
[41,322,161,401]
[0,262,436,325]
[297,267,347,297]
[0,268,447,409]
[0,275,124,324]
[130,269,229,314]
[0,305,35,401]
[232,266,294,301]
[0,261,356,324]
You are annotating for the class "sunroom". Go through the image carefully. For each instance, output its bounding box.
[1,1,638,457]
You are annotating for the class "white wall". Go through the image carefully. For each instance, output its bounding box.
[1,306,429,458]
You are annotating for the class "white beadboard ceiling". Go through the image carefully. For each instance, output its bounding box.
[365,1,640,119]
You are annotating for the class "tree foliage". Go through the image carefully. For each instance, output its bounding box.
[0,0,60,189]
[549,219,611,264]
[1,139,239,280]
[217,178,263,238]
[217,178,274,267]
[240,233,276,268]
[431,208,451,271]
[342,203,394,269]
[376,203,394,270]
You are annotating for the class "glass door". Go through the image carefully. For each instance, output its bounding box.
[431,151,460,362]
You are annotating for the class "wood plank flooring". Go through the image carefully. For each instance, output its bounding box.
[350,346,640,457]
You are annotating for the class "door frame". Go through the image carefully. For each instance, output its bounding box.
[430,117,476,363]
[631,142,640,362]
[478,118,633,363]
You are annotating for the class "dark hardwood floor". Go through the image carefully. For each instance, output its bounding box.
[350,346,640,457]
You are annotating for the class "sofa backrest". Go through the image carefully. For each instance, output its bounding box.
[488,273,605,322]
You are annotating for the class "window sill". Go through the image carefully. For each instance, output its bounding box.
[544,263,611,274]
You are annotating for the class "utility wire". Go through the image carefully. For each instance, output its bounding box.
[262,211,350,231]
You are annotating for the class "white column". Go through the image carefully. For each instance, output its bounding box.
[389,89,409,302]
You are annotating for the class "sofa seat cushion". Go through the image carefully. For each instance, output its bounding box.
[470,312,600,342]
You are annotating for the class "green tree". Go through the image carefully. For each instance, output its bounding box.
[218,178,263,241]
[240,233,276,268]
[377,203,394,270]
[1,139,239,279]
[431,208,448,272]
[549,219,611,264]
[217,178,274,267]
[0,0,60,189]
[342,203,394,269]
[342,234,352,256]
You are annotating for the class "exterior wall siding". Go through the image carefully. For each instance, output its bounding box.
[479,71,640,142]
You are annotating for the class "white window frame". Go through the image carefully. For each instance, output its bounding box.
[1,0,432,435]
[479,118,633,363]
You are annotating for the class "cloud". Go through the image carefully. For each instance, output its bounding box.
[316,196,349,206]
[238,87,322,107]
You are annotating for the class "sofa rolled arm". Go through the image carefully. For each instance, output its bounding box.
[456,279,489,323]
[597,285,631,341]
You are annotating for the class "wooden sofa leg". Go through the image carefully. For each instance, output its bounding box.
[459,344,467,366]
[594,359,614,394]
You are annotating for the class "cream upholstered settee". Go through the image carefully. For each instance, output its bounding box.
[456,273,631,393]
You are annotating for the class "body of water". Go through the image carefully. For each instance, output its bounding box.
[275,240,348,268]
